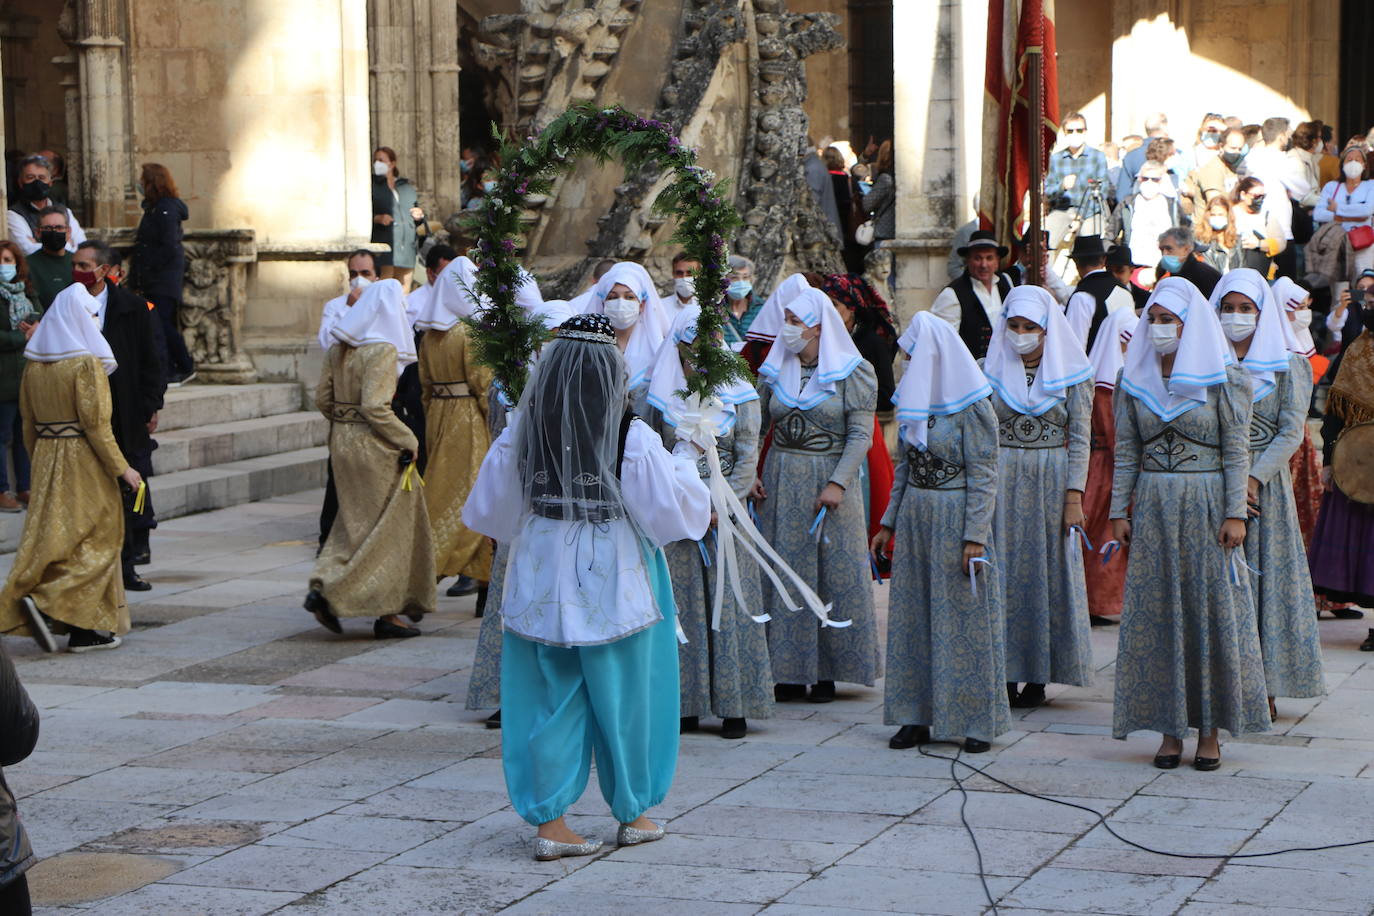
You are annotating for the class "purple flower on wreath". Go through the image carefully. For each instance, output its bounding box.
[501,238,516,252]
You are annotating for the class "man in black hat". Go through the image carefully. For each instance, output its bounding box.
[931,229,1016,359]
[1106,245,1151,313]
[1065,235,1136,351]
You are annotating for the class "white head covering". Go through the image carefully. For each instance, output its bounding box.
[1089,306,1138,390]
[1120,276,1234,420]
[746,273,813,342]
[646,303,758,434]
[330,278,417,375]
[591,262,669,388]
[414,256,481,331]
[757,287,863,409]
[892,310,990,449]
[983,285,1093,416]
[1209,268,1299,402]
[25,283,117,375]
[536,299,577,330]
[1271,275,1316,357]
[515,268,545,316]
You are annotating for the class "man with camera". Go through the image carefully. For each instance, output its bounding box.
[1044,111,1114,248]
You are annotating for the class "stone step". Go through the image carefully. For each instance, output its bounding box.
[158,383,306,432]
[152,412,328,475]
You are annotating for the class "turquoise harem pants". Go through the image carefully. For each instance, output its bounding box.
[500,547,681,826]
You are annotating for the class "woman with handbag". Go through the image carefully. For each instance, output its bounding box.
[1314,146,1374,279]
[860,141,896,250]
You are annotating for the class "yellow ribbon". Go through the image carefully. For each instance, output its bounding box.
[401,464,424,492]
[132,481,147,514]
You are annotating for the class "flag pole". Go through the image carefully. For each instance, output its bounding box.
[1026,44,1044,286]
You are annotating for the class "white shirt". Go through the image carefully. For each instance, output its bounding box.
[661,293,696,315]
[1042,266,1074,305]
[1314,179,1374,231]
[1128,196,1174,268]
[7,205,87,256]
[1065,270,1135,348]
[317,294,349,351]
[931,273,1011,329]
[1244,146,1295,240]
[93,283,111,329]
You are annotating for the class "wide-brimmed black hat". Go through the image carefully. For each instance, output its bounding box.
[1069,235,1111,260]
[957,230,1010,259]
[1105,245,1141,269]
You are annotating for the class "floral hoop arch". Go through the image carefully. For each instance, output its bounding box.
[462,103,747,404]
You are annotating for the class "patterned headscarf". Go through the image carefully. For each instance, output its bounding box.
[821,273,896,340]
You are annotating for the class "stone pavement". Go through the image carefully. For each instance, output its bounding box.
[5,490,1374,915]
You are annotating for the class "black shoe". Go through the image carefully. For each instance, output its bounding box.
[1153,753,1181,769]
[123,573,152,592]
[721,717,747,739]
[1193,754,1221,772]
[447,575,479,597]
[21,596,57,654]
[1089,614,1117,627]
[485,709,501,729]
[1361,629,1374,652]
[374,618,421,639]
[808,680,836,703]
[67,628,122,653]
[1012,683,1046,709]
[680,716,699,733]
[774,683,807,702]
[132,550,151,566]
[963,738,991,754]
[304,589,342,634]
[888,725,929,749]
[1006,682,1020,707]
[1332,607,1365,620]
[475,585,488,618]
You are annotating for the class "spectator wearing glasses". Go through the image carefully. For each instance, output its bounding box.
[1122,162,1181,269]
[1192,112,1228,168]
[1044,111,1113,247]
[1230,177,1286,275]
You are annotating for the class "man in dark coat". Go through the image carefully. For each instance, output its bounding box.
[0,638,39,915]
[75,240,167,591]
[1155,226,1222,299]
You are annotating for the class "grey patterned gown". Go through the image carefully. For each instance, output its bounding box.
[991,376,1094,687]
[757,361,881,686]
[1111,365,1270,738]
[1245,354,1325,699]
[634,387,775,720]
[464,389,509,711]
[882,399,1011,741]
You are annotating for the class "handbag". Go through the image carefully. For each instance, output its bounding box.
[1350,224,1374,251]
[855,219,876,246]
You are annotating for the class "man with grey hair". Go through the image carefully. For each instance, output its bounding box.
[1156,225,1221,298]
[723,254,764,346]
[7,155,86,255]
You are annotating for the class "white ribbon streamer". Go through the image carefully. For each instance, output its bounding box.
[967,555,992,597]
[1227,548,1261,586]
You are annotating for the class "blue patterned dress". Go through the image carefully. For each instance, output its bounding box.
[1245,354,1325,699]
[1111,365,1271,738]
[464,390,508,711]
[882,399,1011,741]
[757,362,880,686]
[634,388,774,720]
[991,376,1094,687]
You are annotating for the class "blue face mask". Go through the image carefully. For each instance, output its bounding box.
[0,264,15,283]
[728,280,753,300]
[1160,254,1183,273]
[482,180,496,194]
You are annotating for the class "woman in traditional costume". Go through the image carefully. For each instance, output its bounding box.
[305,279,436,638]
[585,262,669,389]
[1211,270,1325,714]
[463,313,710,861]
[0,284,140,653]
[635,304,772,739]
[1111,277,1269,770]
[985,286,1095,710]
[873,311,1007,753]
[755,287,879,702]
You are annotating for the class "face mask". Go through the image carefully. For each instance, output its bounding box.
[779,322,810,354]
[1221,149,1245,166]
[1149,323,1180,355]
[459,160,472,175]
[727,280,753,301]
[72,268,100,289]
[1345,160,1365,179]
[1219,312,1257,342]
[674,277,695,300]
[1363,309,1374,334]
[1066,135,1084,150]
[604,297,640,330]
[1247,196,1265,213]
[1202,131,1222,147]
[373,160,389,177]
[20,179,50,202]
[1290,309,1313,331]
[1208,215,1229,230]
[1005,329,1042,355]
[349,275,373,291]
[482,181,497,194]
[39,229,66,252]
[0,264,15,283]
[1159,254,1183,273]
[1138,180,1161,200]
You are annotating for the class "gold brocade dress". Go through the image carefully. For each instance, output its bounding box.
[310,342,436,618]
[418,326,493,580]
[0,356,129,636]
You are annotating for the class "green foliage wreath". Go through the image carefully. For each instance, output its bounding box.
[462,103,748,405]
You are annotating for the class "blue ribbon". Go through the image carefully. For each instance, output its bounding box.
[869,553,885,584]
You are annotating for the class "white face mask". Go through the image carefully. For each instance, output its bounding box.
[1290,308,1313,331]
[1208,215,1229,231]
[1149,323,1180,355]
[373,160,390,177]
[603,297,640,330]
[1066,135,1085,150]
[1138,180,1162,200]
[1344,160,1365,180]
[1005,329,1042,355]
[674,277,695,300]
[1219,312,1257,342]
[779,322,810,354]
[349,275,373,291]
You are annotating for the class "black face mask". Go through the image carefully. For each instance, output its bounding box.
[1247,196,1265,213]
[20,179,50,202]
[1221,151,1244,166]
[1363,308,1374,334]
[38,229,66,252]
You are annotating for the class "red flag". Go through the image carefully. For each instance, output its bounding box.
[978,0,1059,259]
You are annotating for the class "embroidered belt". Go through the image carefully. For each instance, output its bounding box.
[34,420,83,439]
[905,446,965,489]
[530,497,625,524]
[772,409,844,456]
[1248,412,1279,453]
[331,402,367,424]
[999,414,1066,449]
[1141,425,1223,473]
[696,452,735,479]
[430,381,472,399]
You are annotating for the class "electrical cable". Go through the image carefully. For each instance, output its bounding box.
[916,741,1374,915]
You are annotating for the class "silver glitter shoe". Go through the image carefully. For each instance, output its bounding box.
[616,823,666,846]
[533,836,603,861]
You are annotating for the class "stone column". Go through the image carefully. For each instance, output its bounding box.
[64,0,133,228]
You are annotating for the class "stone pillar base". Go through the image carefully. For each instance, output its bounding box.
[195,359,258,385]
[878,235,956,330]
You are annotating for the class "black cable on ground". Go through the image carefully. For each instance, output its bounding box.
[916,741,1374,914]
